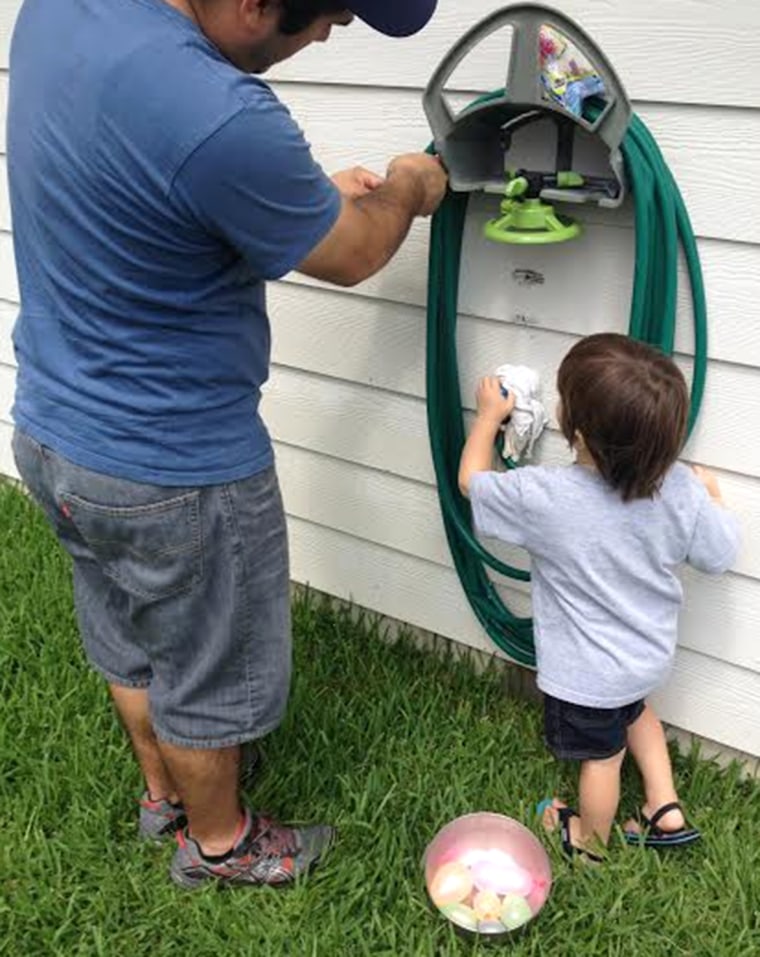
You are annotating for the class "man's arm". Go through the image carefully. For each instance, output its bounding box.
[298,153,447,287]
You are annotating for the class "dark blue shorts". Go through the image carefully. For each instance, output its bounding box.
[543,693,645,761]
[13,428,291,750]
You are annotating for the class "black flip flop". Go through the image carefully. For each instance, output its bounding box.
[554,805,604,863]
[623,801,701,848]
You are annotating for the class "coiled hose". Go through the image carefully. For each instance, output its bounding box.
[426,96,708,666]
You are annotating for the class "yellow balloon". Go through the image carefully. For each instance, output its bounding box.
[429,862,473,907]
[473,889,502,921]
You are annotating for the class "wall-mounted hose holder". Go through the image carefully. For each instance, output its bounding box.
[424,3,634,242]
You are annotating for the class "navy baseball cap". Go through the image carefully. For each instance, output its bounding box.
[347,0,438,37]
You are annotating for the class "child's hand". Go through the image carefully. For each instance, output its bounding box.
[692,465,723,503]
[476,376,516,424]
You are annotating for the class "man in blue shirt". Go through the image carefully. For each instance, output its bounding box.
[9,0,446,888]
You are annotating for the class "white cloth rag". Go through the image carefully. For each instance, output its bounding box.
[494,363,549,462]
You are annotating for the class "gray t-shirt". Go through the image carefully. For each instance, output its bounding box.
[469,463,740,708]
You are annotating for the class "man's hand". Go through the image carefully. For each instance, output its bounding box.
[387,153,447,217]
[332,166,384,200]
[692,464,724,504]
[297,153,447,287]
[476,376,516,425]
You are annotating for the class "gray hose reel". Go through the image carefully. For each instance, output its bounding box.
[423,3,633,222]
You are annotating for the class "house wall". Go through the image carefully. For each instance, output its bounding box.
[2,1,759,755]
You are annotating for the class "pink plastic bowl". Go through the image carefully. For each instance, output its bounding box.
[423,812,552,936]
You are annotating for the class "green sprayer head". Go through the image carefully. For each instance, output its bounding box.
[484,172,582,245]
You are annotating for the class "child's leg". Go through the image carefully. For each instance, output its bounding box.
[542,749,625,853]
[577,749,626,845]
[624,703,686,831]
[542,695,629,854]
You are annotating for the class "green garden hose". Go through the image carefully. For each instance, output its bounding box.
[426,95,708,667]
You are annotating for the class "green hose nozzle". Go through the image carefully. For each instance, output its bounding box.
[484,172,582,245]
[484,197,582,245]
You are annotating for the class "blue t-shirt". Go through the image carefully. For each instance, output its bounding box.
[470,463,740,708]
[8,0,341,485]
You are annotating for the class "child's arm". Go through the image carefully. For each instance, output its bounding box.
[686,464,740,574]
[458,376,515,497]
[692,465,724,505]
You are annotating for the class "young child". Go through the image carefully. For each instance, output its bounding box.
[458,333,740,860]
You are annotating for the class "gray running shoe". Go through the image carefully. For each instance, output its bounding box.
[169,808,335,890]
[138,793,187,843]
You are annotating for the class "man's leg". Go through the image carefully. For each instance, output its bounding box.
[162,472,334,888]
[157,740,242,855]
[111,683,265,850]
[109,684,179,803]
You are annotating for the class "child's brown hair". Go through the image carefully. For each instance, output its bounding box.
[557,333,689,501]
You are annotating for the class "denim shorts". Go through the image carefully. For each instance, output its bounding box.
[12,428,291,749]
[543,693,645,761]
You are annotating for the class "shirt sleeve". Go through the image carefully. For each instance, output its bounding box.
[686,489,741,574]
[171,93,341,281]
[468,469,529,547]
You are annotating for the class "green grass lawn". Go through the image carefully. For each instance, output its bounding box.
[2,480,759,957]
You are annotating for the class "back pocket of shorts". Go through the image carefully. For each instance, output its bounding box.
[61,491,203,600]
